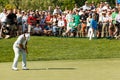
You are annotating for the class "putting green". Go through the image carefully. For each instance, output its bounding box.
[1,59,120,80]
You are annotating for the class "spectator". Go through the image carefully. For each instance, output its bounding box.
[82,1,91,11]
[87,14,92,37]
[45,12,52,24]
[50,14,58,24]
[35,10,41,24]
[73,4,79,13]
[43,23,52,36]
[99,10,109,37]
[80,11,88,37]
[88,14,98,40]
[53,6,62,15]
[112,8,119,37]
[69,18,76,37]
[0,8,7,38]
[90,1,96,10]
[115,10,120,38]
[66,10,73,36]
[22,11,28,33]
[40,15,46,30]
[79,7,84,16]
[27,12,36,35]
[57,16,65,36]
[107,9,113,38]
[52,22,59,36]
[33,24,43,36]
[6,9,17,38]
[16,9,23,35]
[73,10,81,37]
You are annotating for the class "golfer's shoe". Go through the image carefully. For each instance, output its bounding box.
[12,67,18,71]
[22,67,29,70]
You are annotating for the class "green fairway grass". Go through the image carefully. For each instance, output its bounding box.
[0,36,120,62]
[1,59,120,80]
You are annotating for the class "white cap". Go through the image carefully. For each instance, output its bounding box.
[25,33,30,41]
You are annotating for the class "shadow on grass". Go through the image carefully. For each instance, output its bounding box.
[29,68,47,70]
[29,68,76,70]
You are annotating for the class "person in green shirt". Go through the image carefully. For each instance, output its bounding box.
[112,8,118,37]
[69,18,77,37]
[112,8,118,24]
[73,10,81,37]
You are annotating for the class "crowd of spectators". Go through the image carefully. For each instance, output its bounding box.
[0,1,120,40]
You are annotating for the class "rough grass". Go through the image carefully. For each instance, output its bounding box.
[0,36,120,62]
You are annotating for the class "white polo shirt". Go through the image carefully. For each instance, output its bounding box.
[13,33,30,48]
[58,20,65,27]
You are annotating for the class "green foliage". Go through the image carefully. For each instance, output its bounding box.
[74,0,87,7]
[5,4,16,10]
[0,0,8,6]
[0,0,9,11]
[0,0,117,11]
[87,0,116,7]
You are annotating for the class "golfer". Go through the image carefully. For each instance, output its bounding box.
[12,32,30,71]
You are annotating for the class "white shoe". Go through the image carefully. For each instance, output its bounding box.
[22,67,29,70]
[12,67,18,71]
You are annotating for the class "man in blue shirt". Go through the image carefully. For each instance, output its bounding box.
[88,14,98,40]
[117,0,120,4]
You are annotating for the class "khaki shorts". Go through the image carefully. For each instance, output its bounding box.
[81,23,86,32]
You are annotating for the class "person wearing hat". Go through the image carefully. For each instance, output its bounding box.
[100,11,109,37]
[82,1,91,11]
[12,32,30,71]
[53,6,62,15]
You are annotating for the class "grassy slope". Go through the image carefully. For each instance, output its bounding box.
[0,36,120,62]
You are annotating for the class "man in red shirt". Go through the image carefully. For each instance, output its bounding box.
[27,12,36,35]
[45,12,52,24]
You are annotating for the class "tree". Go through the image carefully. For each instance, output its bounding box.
[0,0,9,11]
[74,0,87,7]
[87,0,115,6]
[0,0,117,11]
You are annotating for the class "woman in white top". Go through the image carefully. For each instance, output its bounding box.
[87,14,92,37]
[58,16,65,36]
